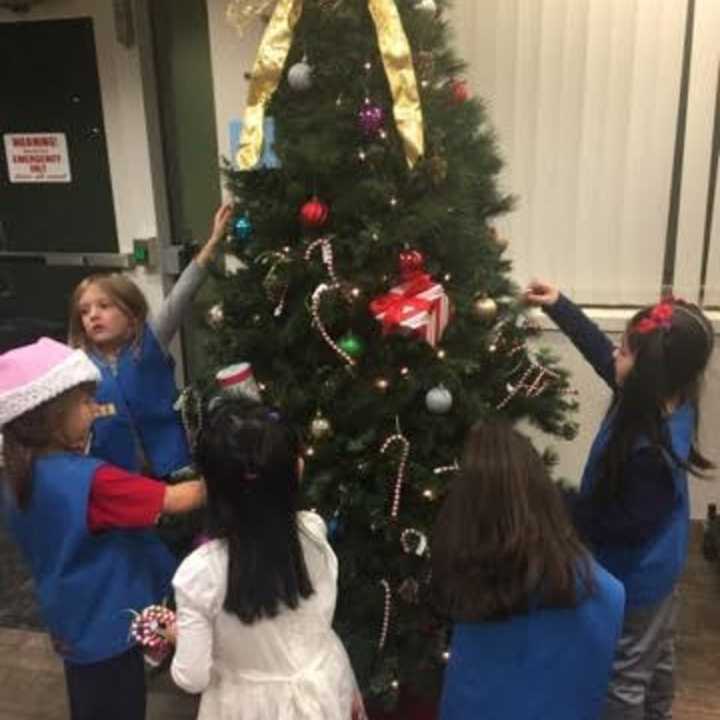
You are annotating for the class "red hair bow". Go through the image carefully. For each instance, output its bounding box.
[633,302,674,335]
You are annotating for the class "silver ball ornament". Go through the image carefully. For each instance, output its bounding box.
[426,385,453,414]
[288,60,313,91]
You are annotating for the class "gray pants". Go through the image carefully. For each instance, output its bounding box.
[601,590,679,720]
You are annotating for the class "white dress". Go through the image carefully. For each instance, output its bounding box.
[171,511,358,720]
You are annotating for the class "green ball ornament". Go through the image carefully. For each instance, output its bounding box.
[233,215,253,241]
[338,333,364,358]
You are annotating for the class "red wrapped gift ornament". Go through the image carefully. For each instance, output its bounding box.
[370,272,450,347]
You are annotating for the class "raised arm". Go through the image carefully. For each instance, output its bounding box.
[524,280,617,389]
[151,202,233,350]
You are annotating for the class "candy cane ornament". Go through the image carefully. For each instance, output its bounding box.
[304,236,340,286]
[311,283,356,367]
[378,579,392,652]
[381,425,410,520]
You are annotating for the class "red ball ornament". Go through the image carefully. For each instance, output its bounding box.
[450,79,470,104]
[399,249,425,278]
[300,197,329,229]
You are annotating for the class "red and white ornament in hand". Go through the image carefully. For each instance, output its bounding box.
[129,605,176,667]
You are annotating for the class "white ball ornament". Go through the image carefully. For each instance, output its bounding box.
[288,58,313,91]
[425,385,453,414]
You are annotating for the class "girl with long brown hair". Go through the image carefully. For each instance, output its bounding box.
[432,420,624,720]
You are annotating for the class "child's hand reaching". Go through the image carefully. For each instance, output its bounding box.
[523,279,560,308]
[197,202,234,267]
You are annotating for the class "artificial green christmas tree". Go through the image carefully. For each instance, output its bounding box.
[204,0,578,710]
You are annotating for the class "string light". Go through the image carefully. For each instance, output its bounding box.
[305,446,315,457]
[358,149,367,161]
[423,488,435,500]
[389,196,398,208]
[350,287,361,299]
[400,366,410,377]
[436,349,447,360]
[374,377,390,391]
[442,650,451,662]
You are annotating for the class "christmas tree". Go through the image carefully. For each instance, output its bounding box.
[204,0,578,709]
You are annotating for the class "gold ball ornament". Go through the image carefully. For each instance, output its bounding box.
[310,412,333,440]
[473,296,498,322]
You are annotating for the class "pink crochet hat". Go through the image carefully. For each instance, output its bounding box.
[0,337,100,428]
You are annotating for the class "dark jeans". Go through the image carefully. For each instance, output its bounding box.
[64,645,146,720]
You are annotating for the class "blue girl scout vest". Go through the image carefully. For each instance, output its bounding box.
[440,561,625,720]
[90,326,191,477]
[579,403,693,607]
[6,453,176,664]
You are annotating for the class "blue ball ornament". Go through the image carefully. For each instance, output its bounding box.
[233,215,253,240]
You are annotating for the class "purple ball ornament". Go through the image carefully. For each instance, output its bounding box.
[358,99,386,137]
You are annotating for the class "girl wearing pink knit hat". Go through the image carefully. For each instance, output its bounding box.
[0,337,206,720]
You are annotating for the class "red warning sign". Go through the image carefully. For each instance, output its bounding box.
[3,133,72,183]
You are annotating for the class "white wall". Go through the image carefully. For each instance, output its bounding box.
[0,1,165,310]
[206,0,263,173]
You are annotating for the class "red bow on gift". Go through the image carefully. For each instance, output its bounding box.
[370,273,437,327]
[370,273,435,329]
[633,302,674,335]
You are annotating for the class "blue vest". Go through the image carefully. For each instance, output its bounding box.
[440,562,624,720]
[90,326,190,477]
[579,404,693,607]
[5,453,177,664]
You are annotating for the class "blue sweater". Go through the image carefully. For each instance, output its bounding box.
[6,453,176,664]
[546,295,692,606]
[440,561,625,720]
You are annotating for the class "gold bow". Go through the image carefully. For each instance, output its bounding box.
[226,0,277,37]
[232,0,424,170]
